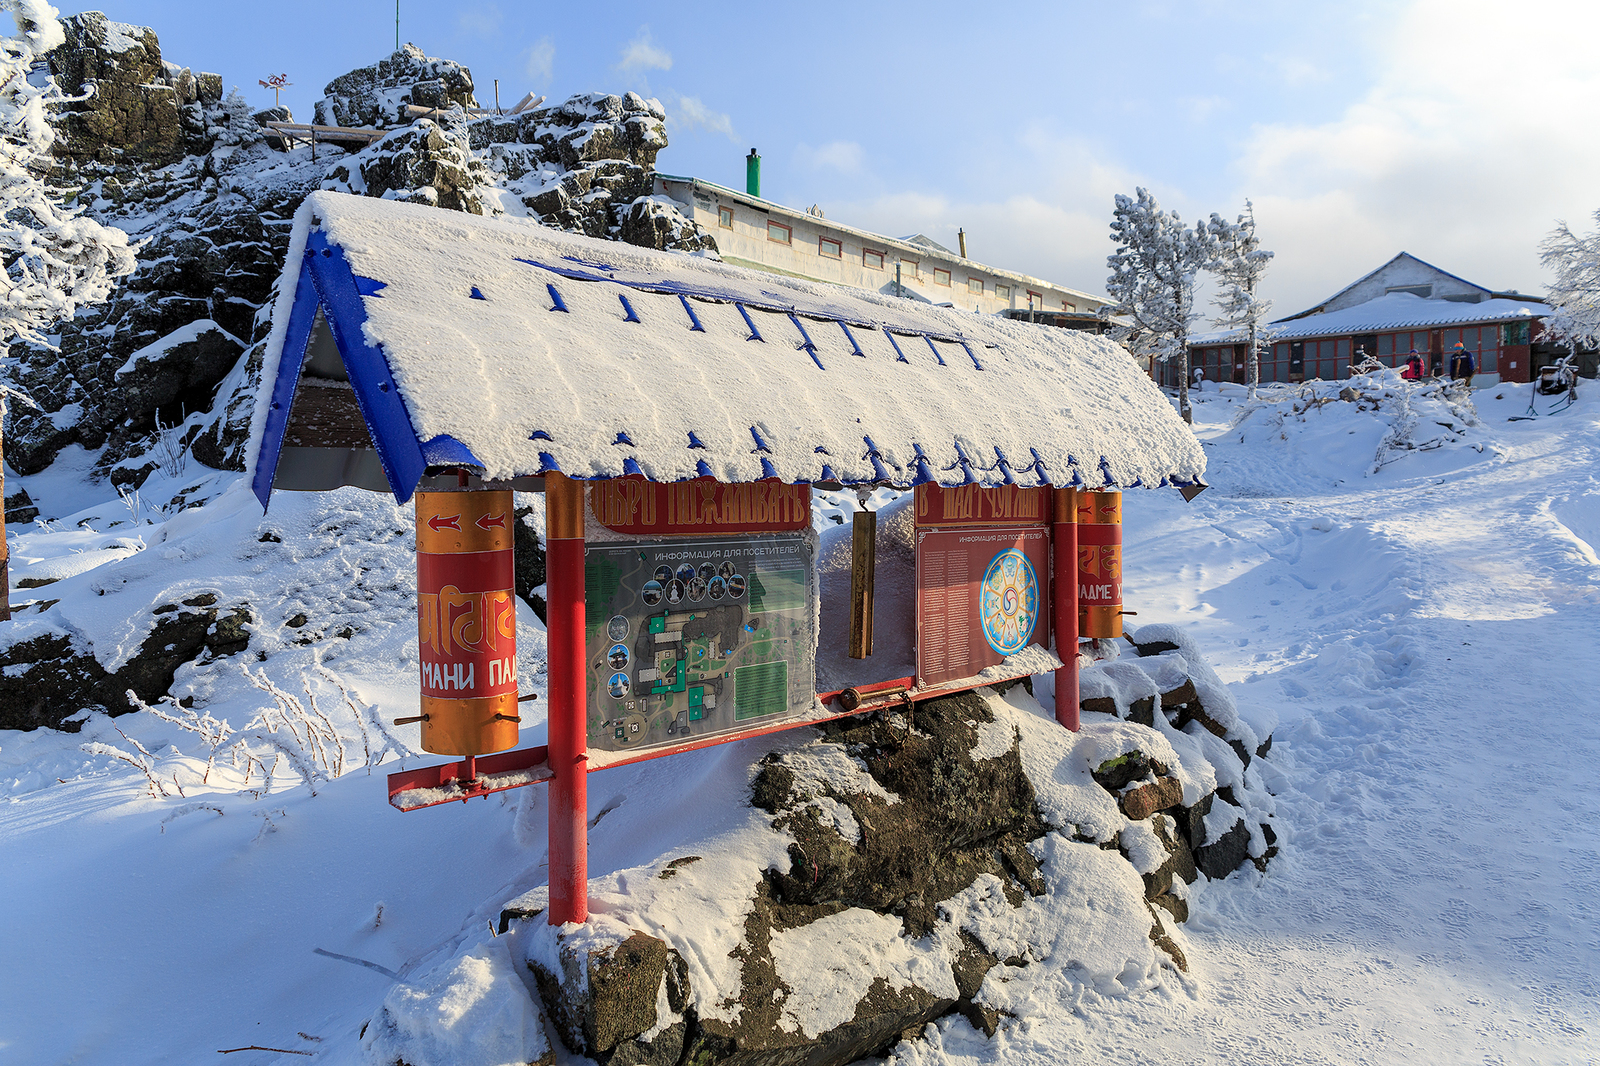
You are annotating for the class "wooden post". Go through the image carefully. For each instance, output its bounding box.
[1052,488,1078,730]
[848,505,875,659]
[545,471,588,924]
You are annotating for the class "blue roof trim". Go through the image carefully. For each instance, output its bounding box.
[911,444,935,485]
[687,431,707,449]
[923,335,947,366]
[355,276,387,298]
[252,253,322,510]
[959,341,984,371]
[531,429,553,441]
[862,436,892,482]
[884,329,910,364]
[748,426,772,454]
[839,321,865,357]
[1098,456,1115,487]
[678,294,705,332]
[736,302,763,342]
[421,434,482,468]
[470,286,487,301]
[623,457,643,476]
[787,313,825,371]
[990,446,1017,485]
[547,283,569,313]
[303,229,429,503]
[614,431,635,447]
[696,459,714,477]
[514,254,975,345]
[618,293,640,322]
[759,458,779,479]
[538,451,560,473]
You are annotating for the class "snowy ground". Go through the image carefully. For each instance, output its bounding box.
[2,372,1597,1064]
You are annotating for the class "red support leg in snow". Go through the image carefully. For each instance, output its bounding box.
[545,472,589,924]
[1052,487,1080,731]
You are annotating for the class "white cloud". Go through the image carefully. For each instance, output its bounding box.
[456,4,502,38]
[801,141,864,174]
[669,94,735,139]
[525,37,554,84]
[1229,0,1600,311]
[618,28,672,74]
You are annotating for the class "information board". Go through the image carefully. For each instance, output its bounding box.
[583,533,815,753]
[915,526,1049,688]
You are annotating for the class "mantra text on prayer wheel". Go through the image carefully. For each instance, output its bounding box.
[1076,490,1123,638]
[415,489,520,755]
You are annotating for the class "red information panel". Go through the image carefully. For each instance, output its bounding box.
[915,526,1050,688]
[592,477,810,535]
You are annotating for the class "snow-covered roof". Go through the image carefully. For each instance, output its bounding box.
[251,191,1203,506]
[1191,291,1551,346]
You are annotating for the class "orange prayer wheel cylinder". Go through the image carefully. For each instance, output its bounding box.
[415,489,520,755]
[1076,490,1123,638]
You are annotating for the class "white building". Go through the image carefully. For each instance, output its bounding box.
[654,173,1106,320]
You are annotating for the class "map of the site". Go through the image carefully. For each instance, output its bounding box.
[583,533,815,753]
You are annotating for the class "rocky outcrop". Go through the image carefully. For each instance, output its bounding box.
[313,44,475,129]
[325,118,490,215]
[0,595,253,730]
[504,656,1276,1066]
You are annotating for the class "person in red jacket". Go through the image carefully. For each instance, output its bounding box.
[1400,349,1424,380]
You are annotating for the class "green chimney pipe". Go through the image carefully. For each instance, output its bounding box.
[746,148,761,198]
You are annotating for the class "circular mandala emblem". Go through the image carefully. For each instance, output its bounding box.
[979,549,1039,656]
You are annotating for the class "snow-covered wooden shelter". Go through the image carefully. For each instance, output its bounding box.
[250,191,1204,923]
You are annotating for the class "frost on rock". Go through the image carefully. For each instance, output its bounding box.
[494,654,1276,1066]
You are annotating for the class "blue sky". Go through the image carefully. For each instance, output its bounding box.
[71,1,1600,314]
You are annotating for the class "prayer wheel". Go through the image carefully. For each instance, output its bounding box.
[1076,490,1123,638]
[415,489,520,755]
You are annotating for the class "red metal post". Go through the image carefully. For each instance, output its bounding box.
[1052,487,1079,731]
[545,472,589,924]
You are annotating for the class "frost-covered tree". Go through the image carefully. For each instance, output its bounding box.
[1207,201,1276,400]
[0,0,137,620]
[1539,209,1600,353]
[1105,188,1216,424]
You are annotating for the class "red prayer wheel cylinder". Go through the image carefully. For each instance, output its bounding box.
[1076,490,1123,638]
[415,489,520,755]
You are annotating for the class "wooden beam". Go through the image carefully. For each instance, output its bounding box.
[848,507,875,659]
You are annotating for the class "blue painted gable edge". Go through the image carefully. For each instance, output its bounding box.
[255,229,488,509]
[251,253,321,510]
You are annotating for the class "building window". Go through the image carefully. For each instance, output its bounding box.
[718,205,734,229]
[901,260,919,279]
[864,249,885,270]
[934,268,952,287]
[767,220,791,245]
[995,284,1010,300]
[1062,301,1075,312]
[1504,320,1530,345]
[819,237,842,259]
[1026,290,1041,307]
[968,278,983,294]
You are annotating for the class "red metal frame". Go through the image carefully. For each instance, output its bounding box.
[545,473,588,924]
[1052,488,1080,730]
[388,745,551,811]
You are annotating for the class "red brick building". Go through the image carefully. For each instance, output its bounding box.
[1185,253,1553,387]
